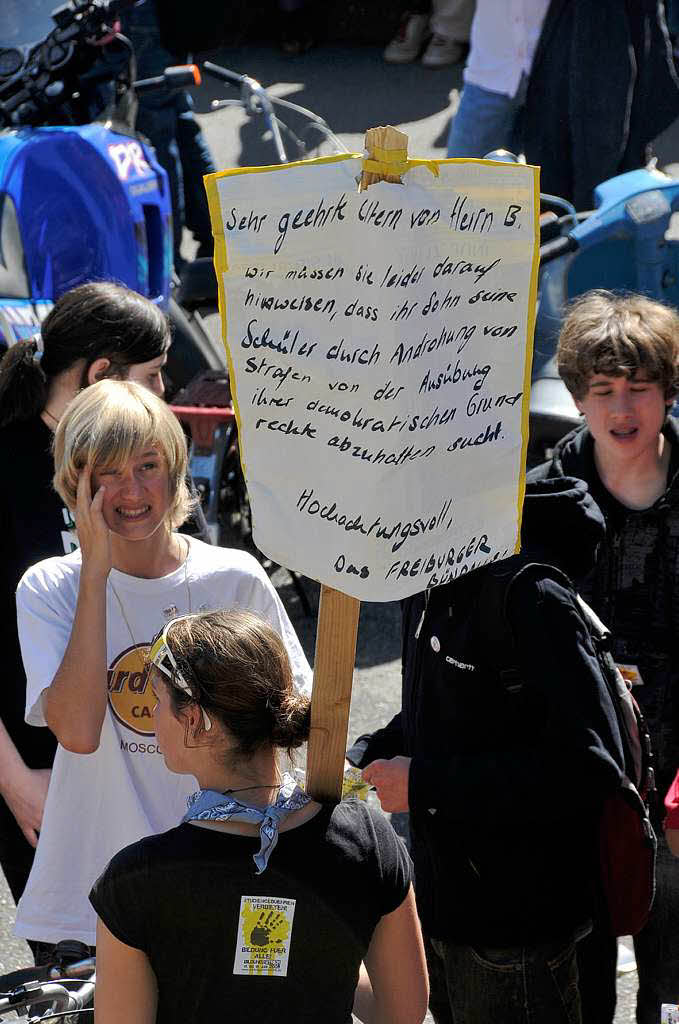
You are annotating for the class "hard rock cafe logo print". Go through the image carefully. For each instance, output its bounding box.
[107,643,154,736]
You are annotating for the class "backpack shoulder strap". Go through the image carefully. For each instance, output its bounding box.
[477,560,575,694]
[573,593,610,644]
[576,595,653,794]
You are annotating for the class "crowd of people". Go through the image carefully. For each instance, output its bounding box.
[0,279,678,1023]
[351,291,679,1024]
[383,0,679,209]
[2,4,679,1024]
[134,0,679,272]
[0,282,429,1022]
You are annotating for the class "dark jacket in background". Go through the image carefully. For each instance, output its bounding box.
[528,418,679,819]
[355,478,623,946]
[525,0,679,209]
[155,0,227,54]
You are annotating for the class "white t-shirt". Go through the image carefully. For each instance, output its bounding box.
[464,0,551,98]
[15,538,312,945]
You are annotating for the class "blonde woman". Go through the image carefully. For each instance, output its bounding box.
[15,380,311,959]
[91,610,428,1024]
[0,280,175,916]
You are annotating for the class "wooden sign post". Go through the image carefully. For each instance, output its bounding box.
[306,586,361,802]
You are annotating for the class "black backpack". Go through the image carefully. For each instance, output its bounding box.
[479,560,657,937]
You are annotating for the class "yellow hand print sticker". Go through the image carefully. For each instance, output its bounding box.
[244,904,290,948]
[234,897,296,978]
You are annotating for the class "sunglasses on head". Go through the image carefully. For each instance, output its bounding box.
[148,617,212,731]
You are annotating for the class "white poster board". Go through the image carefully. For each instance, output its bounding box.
[206,155,539,602]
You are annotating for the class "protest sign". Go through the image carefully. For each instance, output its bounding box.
[206,146,539,604]
[206,130,539,799]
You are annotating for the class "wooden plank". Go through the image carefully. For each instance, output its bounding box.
[306,585,361,802]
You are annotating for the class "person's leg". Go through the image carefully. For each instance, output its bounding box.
[430,0,475,44]
[0,805,52,965]
[575,920,617,1024]
[424,936,454,1024]
[383,6,431,64]
[31,942,58,968]
[135,103,184,266]
[633,834,679,1024]
[277,0,315,55]
[422,0,474,66]
[446,81,522,158]
[124,1,185,267]
[0,800,35,906]
[175,92,217,258]
[428,935,582,1024]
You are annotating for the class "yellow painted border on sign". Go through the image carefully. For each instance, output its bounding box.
[205,154,540,555]
[516,164,540,552]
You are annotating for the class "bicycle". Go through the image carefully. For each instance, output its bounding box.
[0,942,95,1023]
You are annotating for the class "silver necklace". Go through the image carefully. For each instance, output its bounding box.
[109,537,192,649]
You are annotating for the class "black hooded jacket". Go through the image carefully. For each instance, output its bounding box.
[529,419,679,814]
[355,478,623,945]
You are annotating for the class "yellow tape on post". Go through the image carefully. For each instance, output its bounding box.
[362,147,440,180]
[360,125,410,190]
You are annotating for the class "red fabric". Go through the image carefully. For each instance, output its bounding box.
[665,772,679,830]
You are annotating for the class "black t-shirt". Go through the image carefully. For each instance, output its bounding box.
[0,415,63,768]
[90,800,412,1024]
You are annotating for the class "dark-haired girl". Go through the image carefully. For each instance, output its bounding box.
[0,281,174,908]
[90,610,428,1024]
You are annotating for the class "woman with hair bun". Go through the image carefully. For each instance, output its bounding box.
[0,281,172,915]
[90,609,428,1024]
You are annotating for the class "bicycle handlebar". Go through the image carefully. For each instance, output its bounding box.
[202,61,246,87]
[0,982,76,1015]
[0,958,96,1020]
[203,61,287,162]
[201,60,350,164]
[135,64,202,94]
[539,233,579,266]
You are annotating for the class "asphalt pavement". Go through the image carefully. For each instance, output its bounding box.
[2,36,676,1020]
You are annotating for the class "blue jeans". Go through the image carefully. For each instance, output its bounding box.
[426,932,583,1024]
[446,77,526,159]
[635,834,679,1023]
[124,1,216,266]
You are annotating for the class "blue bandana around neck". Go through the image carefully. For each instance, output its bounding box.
[182,772,311,873]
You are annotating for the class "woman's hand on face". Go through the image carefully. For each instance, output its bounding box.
[76,465,112,579]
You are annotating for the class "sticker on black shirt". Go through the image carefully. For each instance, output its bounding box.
[234,896,296,977]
